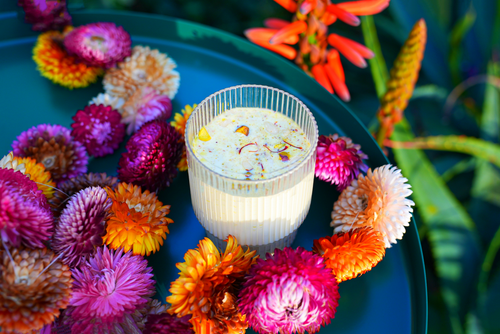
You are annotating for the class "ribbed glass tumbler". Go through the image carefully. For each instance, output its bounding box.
[185,85,318,255]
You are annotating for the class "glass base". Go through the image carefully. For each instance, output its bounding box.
[205,228,298,258]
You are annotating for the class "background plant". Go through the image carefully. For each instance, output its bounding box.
[78,0,500,333]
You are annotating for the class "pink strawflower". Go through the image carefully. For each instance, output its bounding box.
[0,168,53,248]
[66,246,155,332]
[143,314,194,334]
[118,120,183,192]
[315,134,368,191]
[122,85,173,135]
[239,247,340,334]
[18,0,71,31]
[12,123,88,184]
[64,22,131,68]
[71,104,126,157]
[52,187,111,268]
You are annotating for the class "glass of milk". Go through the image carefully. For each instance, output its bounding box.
[185,85,318,255]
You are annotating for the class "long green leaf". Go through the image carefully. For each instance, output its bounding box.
[387,135,500,168]
[361,15,389,98]
[449,5,476,85]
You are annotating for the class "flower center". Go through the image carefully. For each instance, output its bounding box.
[41,154,56,169]
[90,122,112,145]
[87,35,108,53]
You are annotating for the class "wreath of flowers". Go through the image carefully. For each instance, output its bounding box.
[0,2,415,334]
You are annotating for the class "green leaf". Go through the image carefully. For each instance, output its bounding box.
[361,15,389,98]
[388,135,500,168]
[411,84,448,101]
[392,120,481,334]
[449,5,476,85]
[477,225,500,314]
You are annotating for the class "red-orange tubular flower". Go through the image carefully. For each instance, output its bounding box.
[245,0,390,102]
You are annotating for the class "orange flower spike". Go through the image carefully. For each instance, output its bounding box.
[270,20,308,45]
[312,227,386,282]
[245,28,299,45]
[312,64,334,94]
[328,34,367,68]
[264,18,290,29]
[321,11,338,25]
[251,39,297,60]
[326,4,360,26]
[327,49,345,82]
[325,63,351,101]
[337,0,390,16]
[274,0,298,12]
[334,34,375,58]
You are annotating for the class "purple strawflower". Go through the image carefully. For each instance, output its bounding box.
[18,0,71,31]
[51,187,111,268]
[71,104,126,157]
[239,247,340,334]
[143,314,194,334]
[64,22,132,68]
[118,120,183,192]
[315,134,368,191]
[12,124,88,184]
[122,85,173,135]
[65,246,155,331]
[0,168,53,248]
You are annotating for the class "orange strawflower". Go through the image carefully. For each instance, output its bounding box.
[167,235,257,333]
[103,182,173,256]
[33,28,103,89]
[13,157,56,199]
[313,227,385,282]
[171,104,197,171]
[245,0,390,101]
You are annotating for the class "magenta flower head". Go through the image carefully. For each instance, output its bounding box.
[0,168,53,248]
[52,187,111,268]
[12,123,88,184]
[144,314,194,334]
[122,85,173,135]
[18,0,71,31]
[66,246,155,331]
[64,22,132,68]
[118,120,183,192]
[239,247,340,334]
[71,104,126,157]
[315,134,368,191]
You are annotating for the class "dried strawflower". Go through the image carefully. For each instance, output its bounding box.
[121,85,173,135]
[132,299,169,331]
[118,120,183,192]
[313,227,385,282]
[71,104,126,157]
[64,246,155,332]
[51,187,111,268]
[48,172,118,217]
[89,93,125,113]
[171,104,196,171]
[315,134,368,191]
[239,247,339,334]
[143,314,194,334]
[64,22,132,68]
[0,168,53,248]
[331,164,415,247]
[12,124,88,184]
[18,0,71,31]
[0,152,26,174]
[13,156,56,199]
[104,45,180,100]
[245,0,390,101]
[33,29,103,89]
[0,246,73,333]
[376,19,427,145]
[103,182,173,256]
[167,236,257,333]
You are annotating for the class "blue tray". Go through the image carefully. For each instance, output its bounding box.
[0,9,427,334]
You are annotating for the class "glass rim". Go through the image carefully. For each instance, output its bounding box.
[185,84,319,185]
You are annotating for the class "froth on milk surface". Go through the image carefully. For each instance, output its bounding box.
[192,107,311,180]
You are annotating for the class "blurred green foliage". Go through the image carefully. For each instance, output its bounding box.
[82,0,500,333]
